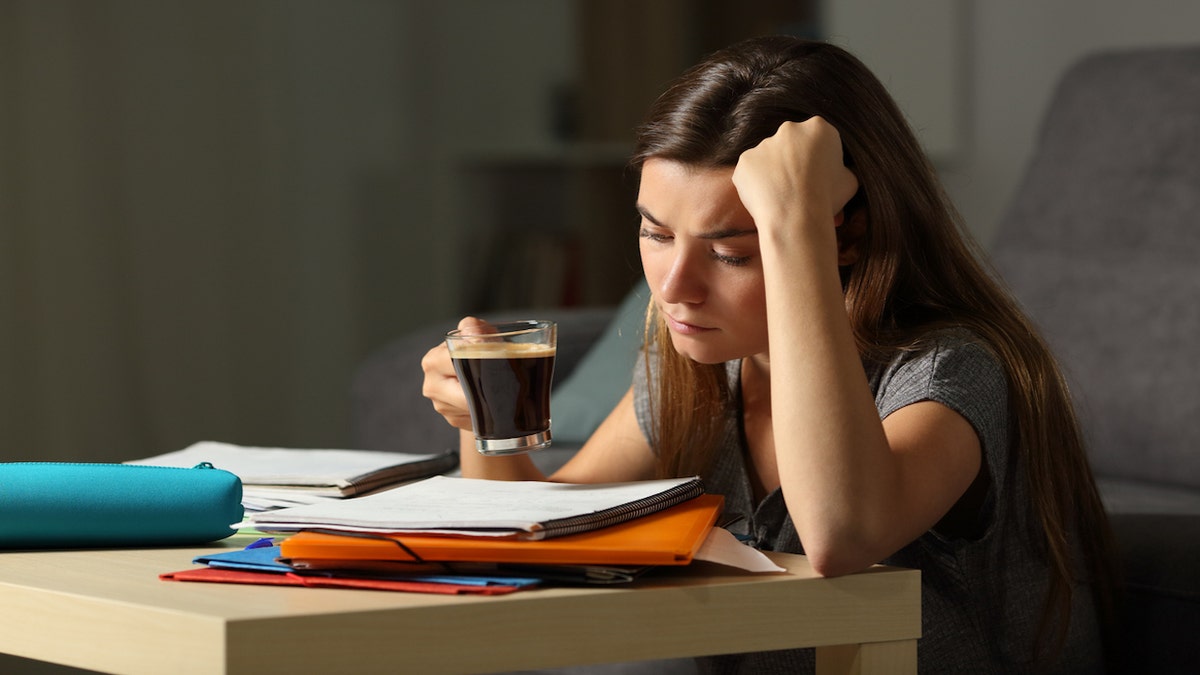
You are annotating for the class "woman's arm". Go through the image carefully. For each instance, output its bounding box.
[732,118,981,576]
[550,387,658,483]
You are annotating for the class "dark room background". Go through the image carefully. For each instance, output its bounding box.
[2,0,1197,465]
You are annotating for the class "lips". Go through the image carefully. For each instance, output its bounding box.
[664,313,715,335]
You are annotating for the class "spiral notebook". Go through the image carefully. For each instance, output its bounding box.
[250,475,705,540]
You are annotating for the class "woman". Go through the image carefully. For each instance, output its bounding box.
[423,36,1115,673]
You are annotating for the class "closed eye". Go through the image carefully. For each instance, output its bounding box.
[639,227,672,243]
[641,227,752,266]
[712,251,752,267]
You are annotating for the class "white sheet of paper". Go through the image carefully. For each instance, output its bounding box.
[694,527,786,573]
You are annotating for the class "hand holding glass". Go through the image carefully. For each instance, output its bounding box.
[445,320,557,455]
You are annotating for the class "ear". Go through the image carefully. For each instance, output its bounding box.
[836,208,868,266]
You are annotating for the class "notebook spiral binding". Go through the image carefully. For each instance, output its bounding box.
[525,478,705,540]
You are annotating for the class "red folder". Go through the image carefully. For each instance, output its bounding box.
[279,494,723,567]
[160,567,522,595]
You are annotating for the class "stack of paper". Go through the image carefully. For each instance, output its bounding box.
[253,475,780,571]
[162,512,783,597]
[249,475,706,538]
[128,441,458,511]
[160,475,784,597]
[278,492,725,566]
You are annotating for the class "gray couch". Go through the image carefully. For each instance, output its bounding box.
[351,46,1200,674]
[989,45,1200,673]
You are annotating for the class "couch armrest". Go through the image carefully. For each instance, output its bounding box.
[349,307,616,454]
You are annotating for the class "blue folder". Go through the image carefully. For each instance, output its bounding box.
[194,545,542,588]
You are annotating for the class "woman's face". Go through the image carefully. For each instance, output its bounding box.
[637,158,768,364]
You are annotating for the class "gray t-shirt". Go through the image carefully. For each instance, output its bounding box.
[633,332,1103,674]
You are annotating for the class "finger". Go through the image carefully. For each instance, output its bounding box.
[421,344,463,400]
[422,361,464,400]
[422,373,456,401]
[423,376,473,431]
[430,400,473,430]
[833,167,861,215]
[456,316,496,334]
[420,343,456,378]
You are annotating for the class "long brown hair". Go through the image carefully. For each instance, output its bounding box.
[630,36,1116,661]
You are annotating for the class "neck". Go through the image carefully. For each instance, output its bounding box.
[744,353,771,381]
[741,353,772,402]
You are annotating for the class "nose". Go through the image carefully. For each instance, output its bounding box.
[658,246,706,305]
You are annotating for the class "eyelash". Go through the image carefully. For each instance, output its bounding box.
[639,228,752,267]
[638,228,671,244]
[714,252,752,267]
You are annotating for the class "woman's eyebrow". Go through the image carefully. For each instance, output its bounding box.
[637,205,756,240]
[635,204,662,227]
[698,228,758,241]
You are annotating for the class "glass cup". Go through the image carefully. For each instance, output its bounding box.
[446,320,557,455]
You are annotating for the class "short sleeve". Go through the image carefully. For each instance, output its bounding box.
[631,349,656,447]
[874,334,1010,476]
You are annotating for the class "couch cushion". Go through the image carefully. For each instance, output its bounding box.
[551,280,649,443]
[1097,477,1200,516]
[989,46,1200,491]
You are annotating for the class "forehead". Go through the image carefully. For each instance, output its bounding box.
[638,159,751,227]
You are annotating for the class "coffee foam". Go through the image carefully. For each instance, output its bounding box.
[449,342,556,359]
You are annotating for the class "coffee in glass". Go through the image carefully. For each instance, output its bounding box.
[446,320,557,455]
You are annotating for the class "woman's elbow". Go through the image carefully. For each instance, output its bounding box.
[801,535,878,578]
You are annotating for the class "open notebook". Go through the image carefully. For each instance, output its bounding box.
[127,441,458,511]
[250,475,705,539]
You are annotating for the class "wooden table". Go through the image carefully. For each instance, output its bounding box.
[0,533,920,674]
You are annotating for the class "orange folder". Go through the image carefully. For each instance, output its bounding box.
[279,494,723,567]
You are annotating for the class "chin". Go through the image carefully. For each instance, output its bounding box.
[669,336,736,365]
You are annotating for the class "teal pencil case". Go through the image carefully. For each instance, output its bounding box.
[0,462,243,549]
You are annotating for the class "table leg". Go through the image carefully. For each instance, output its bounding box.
[815,639,917,675]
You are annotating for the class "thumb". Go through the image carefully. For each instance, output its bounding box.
[456,316,496,335]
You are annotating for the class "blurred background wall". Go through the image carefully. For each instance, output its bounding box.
[1,0,1198,465]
